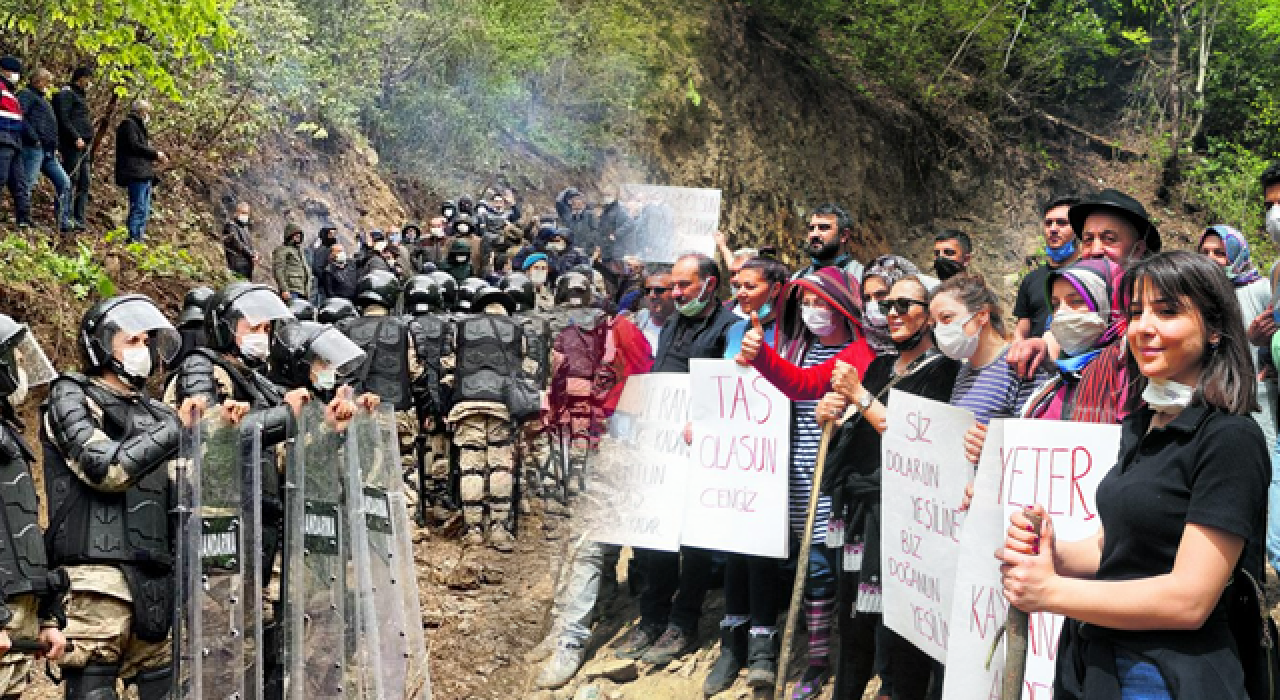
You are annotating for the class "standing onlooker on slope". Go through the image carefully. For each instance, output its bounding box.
[52,66,92,231]
[272,222,313,300]
[17,68,70,232]
[223,201,258,279]
[113,99,166,242]
[0,56,31,227]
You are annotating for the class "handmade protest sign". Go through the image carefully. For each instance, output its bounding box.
[582,373,692,551]
[617,184,721,263]
[881,390,975,663]
[941,419,1120,700]
[681,359,790,558]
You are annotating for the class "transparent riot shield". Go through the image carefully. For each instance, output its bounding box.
[388,484,432,699]
[345,405,427,699]
[241,422,266,700]
[175,415,260,700]
[281,401,349,700]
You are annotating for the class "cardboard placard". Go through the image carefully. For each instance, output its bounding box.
[682,359,791,558]
[881,390,975,663]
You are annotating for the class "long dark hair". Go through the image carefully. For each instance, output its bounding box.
[1120,251,1257,416]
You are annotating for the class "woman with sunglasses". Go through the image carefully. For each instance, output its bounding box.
[999,251,1268,699]
[735,267,872,699]
[703,256,792,696]
[813,276,960,700]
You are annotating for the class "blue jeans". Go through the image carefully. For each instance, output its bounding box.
[1268,435,1280,577]
[21,148,70,229]
[1115,652,1172,699]
[125,180,152,242]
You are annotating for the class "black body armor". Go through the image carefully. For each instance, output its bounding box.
[340,315,414,411]
[453,316,523,405]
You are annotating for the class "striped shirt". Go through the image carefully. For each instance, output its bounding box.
[790,341,845,539]
[950,345,1046,425]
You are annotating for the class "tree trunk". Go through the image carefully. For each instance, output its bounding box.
[1163,0,1185,191]
[1188,0,1220,146]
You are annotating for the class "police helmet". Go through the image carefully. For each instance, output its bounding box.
[205,283,293,352]
[429,271,458,309]
[317,297,358,325]
[178,286,215,329]
[354,269,401,311]
[499,272,536,312]
[554,271,593,308]
[286,298,317,321]
[80,294,182,387]
[404,274,443,315]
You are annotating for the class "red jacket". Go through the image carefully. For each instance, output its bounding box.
[750,335,876,401]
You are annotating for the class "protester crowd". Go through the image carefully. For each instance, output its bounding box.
[0,50,1278,700]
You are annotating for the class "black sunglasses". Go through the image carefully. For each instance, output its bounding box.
[645,286,671,295]
[883,298,927,315]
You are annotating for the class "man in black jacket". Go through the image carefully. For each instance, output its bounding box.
[113,100,166,243]
[51,66,92,231]
[17,68,70,232]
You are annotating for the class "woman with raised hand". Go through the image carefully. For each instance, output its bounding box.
[814,275,960,700]
[704,255,791,696]
[998,251,1269,699]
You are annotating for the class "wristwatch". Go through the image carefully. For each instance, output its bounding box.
[855,391,873,413]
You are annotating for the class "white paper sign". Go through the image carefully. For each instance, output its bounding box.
[584,373,691,551]
[881,390,975,663]
[941,419,1120,700]
[617,184,721,263]
[681,359,790,558]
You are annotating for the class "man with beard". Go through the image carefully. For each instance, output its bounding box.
[791,204,863,282]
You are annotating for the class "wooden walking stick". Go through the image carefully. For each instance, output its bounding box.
[775,421,836,700]
[999,511,1044,700]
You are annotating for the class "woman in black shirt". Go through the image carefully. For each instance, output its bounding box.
[815,275,960,700]
[998,251,1269,699]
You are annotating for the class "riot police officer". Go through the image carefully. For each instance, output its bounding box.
[448,285,530,551]
[0,316,67,697]
[403,275,456,525]
[167,282,309,699]
[42,295,208,700]
[285,297,316,321]
[499,273,558,524]
[316,297,358,326]
[173,285,214,368]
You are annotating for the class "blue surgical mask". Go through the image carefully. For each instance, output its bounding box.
[1045,238,1077,265]
[758,302,773,319]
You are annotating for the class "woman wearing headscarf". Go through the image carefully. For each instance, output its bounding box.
[861,255,920,356]
[1198,225,1275,445]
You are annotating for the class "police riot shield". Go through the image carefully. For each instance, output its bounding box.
[281,400,349,700]
[345,405,431,699]
[175,415,263,700]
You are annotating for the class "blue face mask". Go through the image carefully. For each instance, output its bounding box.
[1045,238,1077,264]
[758,302,773,319]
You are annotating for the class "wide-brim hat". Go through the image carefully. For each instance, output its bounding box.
[1068,189,1161,254]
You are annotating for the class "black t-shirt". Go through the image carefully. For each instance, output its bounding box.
[1096,404,1269,585]
[1013,264,1053,338]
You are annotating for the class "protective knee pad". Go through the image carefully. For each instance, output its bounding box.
[459,474,486,504]
[462,505,485,527]
[489,469,514,500]
[458,448,487,472]
[65,664,121,700]
[131,666,171,700]
[488,443,514,469]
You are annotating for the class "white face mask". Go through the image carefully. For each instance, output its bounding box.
[236,214,250,225]
[801,306,837,337]
[934,313,980,360]
[8,367,28,405]
[239,332,270,361]
[1051,310,1107,356]
[530,269,548,286]
[334,253,348,264]
[430,227,445,238]
[1267,205,1280,244]
[120,347,152,379]
[1143,378,1196,414]
[373,241,387,252]
[546,241,567,254]
[312,367,337,390]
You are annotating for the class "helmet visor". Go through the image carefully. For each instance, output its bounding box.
[99,298,182,366]
[230,288,292,327]
[307,328,366,378]
[2,326,56,387]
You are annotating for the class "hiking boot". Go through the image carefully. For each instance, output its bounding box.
[745,631,778,688]
[488,523,516,552]
[535,641,585,689]
[526,630,560,662]
[702,623,747,696]
[535,639,586,691]
[614,623,662,660]
[641,625,697,665]
[789,665,831,700]
[461,526,486,547]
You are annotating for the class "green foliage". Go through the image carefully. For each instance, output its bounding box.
[1,0,235,99]
[104,228,226,281]
[0,235,115,300]
[1184,139,1275,271]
